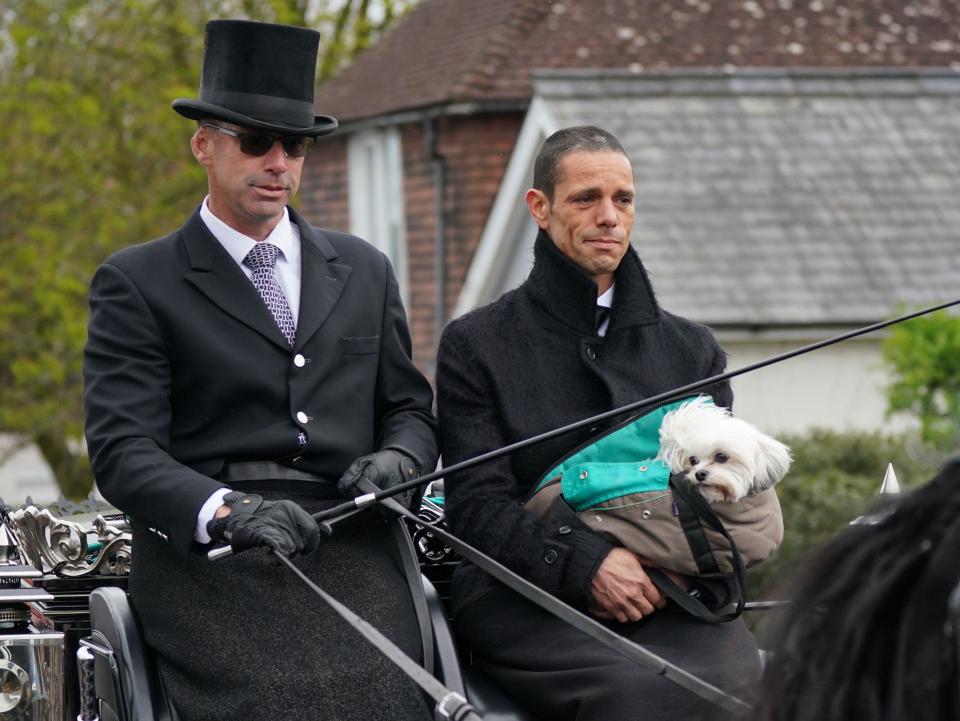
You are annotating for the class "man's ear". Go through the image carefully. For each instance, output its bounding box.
[525,188,550,230]
[191,127,213,167]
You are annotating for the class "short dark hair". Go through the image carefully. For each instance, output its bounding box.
[533,126,629,201]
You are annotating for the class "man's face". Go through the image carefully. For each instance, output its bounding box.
[192,122,305,240]
[525,150,635,294]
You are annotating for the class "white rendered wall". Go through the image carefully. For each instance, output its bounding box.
[721,335,915,435]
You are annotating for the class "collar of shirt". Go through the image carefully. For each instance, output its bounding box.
[199,196,301,323]
[596,283,615,337]
[597,284,615,309]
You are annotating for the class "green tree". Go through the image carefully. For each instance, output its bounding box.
[316,0,411,78]
[882,310,960,451]
[0,0,414,499]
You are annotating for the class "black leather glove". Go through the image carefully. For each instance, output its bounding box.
[207,492,320,557]
[337,449,421,509]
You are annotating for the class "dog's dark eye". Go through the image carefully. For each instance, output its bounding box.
[715,452,729,463]
[688,455,699,466]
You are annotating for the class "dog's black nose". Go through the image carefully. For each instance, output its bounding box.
[695,470,709,482]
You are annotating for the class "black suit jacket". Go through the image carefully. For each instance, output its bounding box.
[84,207,437,553]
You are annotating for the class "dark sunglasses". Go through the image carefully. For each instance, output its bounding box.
[201,123,314,158]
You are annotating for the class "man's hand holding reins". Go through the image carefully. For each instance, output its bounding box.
[337,448,422,508]
[207,492,320,557]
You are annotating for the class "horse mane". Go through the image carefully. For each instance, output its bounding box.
[753,457,960,721]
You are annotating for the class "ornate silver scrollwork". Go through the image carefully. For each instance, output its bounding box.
[5,507,131,578]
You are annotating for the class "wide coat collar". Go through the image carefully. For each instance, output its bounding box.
[180,205,351,351]
[521,229,661,335]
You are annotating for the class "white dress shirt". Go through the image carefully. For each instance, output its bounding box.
[597,283,615,337]
[193,198,303,543]
[199,197,302,323]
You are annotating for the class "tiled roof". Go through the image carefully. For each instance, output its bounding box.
[315,0,960,122]
[539,69,960,326]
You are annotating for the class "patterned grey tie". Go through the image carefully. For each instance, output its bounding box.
[243,242,296,346]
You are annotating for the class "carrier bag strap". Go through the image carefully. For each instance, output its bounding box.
[644,568,740,623]
[668,475,747,618]
[671,486,722,577]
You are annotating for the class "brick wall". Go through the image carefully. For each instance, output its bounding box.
[396,122,438,372]
[298,111,524,375]
[299,135,349,231]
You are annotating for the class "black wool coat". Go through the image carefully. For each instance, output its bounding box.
[436,230,731,613]
[84,206,438,553]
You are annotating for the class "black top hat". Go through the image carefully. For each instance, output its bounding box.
[173,19,337,137]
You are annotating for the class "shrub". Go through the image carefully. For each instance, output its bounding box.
[882,310,960,451]
[747,429,942,603]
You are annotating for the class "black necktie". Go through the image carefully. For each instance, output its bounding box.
[595,305,610,333]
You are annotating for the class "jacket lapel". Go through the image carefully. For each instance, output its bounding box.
[289,209,351,350]
[180,209,291,350]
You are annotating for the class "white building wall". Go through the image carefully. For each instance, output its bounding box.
[721,335,915,435]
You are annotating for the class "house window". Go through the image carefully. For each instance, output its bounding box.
[347,128,408,300]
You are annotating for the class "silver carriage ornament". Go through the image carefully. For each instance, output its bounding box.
[6,506,131,578]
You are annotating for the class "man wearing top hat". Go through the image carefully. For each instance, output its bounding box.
[83,19,437,721]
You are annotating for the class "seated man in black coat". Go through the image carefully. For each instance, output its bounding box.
[83,20,437,721]
[436,126,759,720]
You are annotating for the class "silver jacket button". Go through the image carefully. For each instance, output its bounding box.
[296,411,309,424]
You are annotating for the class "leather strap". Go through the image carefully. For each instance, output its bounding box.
[668,475,747,619]
[390,517,436,677]
[222,492,262,514]
[355,479,436,685]
[206,493,262,543]
[218,461,338,488]
[644,569,739,623]
[673,488,720,576]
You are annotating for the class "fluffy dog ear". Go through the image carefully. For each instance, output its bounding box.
[752,433,792,491]
[656,416,687,473]
[656,435,687,473]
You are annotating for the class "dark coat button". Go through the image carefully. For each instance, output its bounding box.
[544,549,559,564]
[558,525,572,535]
[585,347,596,360]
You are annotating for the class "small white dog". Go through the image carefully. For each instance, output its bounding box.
[656,397,792,504]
